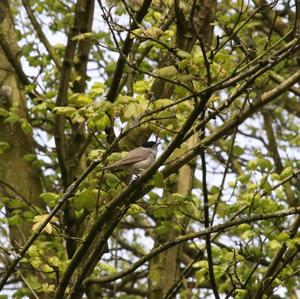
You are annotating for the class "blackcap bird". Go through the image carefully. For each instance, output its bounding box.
[100,141,159,173]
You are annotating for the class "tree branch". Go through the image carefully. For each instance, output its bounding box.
[55,92,212,299]
[200,120,220,298]
[98,0,153,103]
[65,65,300,296]
[21,0,62,70]
[84,206,300,285]
[0,157,102,292]
[253,215,300,298]
[54,0,82,188]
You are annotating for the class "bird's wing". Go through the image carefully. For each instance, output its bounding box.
[110,148,148,167]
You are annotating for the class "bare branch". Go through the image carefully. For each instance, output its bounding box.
[21,0,62,70]
[84,206,300,285]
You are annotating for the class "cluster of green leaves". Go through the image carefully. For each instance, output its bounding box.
[1,0,299,298]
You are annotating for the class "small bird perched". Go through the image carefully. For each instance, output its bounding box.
[100,141,159,173]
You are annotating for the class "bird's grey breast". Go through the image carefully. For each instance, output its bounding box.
[132,147,157,170]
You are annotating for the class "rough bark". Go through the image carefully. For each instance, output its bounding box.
[0,2,49,298]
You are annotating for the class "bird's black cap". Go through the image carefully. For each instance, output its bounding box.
[142,141,158,148]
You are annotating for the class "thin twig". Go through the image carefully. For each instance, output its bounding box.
[84,206,300,285]
[19,273,40,299]
[21,0,62,70]
[0,157,102,291]
[200,110,220,299]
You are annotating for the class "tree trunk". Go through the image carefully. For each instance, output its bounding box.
[0,2,51,298]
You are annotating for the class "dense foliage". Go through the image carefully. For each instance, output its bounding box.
[0,0,300,298]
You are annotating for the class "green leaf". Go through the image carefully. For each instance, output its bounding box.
[116,95,134,104]
[237,174,251,183]
[71,113,85,124]
[271,173,280,181]
[176,49,192,59]
[9,199,24,209]
[27,244,41,257]
[71,32,94,41]
[238,224,252,232]
[40,193,60,207]
[258,158,273,171]
[177,74,195,82]
[276,188,285,200]
[3,114,19,124]
[0,108,8,116]
[180,201,200,219]
[31,257,42,268]
[42,283,55,294]
[23,211,35,220]
[228,181,236,188]
[287,238,297,250]
[268,240,281,250]
[74,94,92,106]
[70,94,92,106]
[48,256,62,267]
[154,66,178,78]
[26,274,42,290]
[277,232,289,241]
[152,172,165,188]
[130,28,142,38]
[23,154,36,162]
[35,2,44,13]
[210,185,220,194]
[233,145,245,155]
[279,167,292,180]
[32,102,47,113]
[247,158,272,172]
[168,193,186,203]
[247,159,258,170]
[143,27,163,38]
[73,188,97,211]
[153,11,161,21]
[41,264,54,273]
[53,106,77,116]
[8,214,22,225]
[134,80,150,93]
[260,177,272,194]
[88,149,103,160]
[258,197,278,212]
[127,204,145,215]
[150,98,172,109]
[214,265,228,280]
[96,114,110,131]
[247,183,257,192]
[0,141,10,154]
[20,120,33,134]
[193,260,208,269]
[241,230,255,240]
[153,207,170,219]
[97,262,117,274]
[91,82,106,95]
[32,215,58,234]
[234,289,248,299]
[122,102,145,119]
[208,194,218,204]
[223,252,234,262]
[154,220,171,236]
